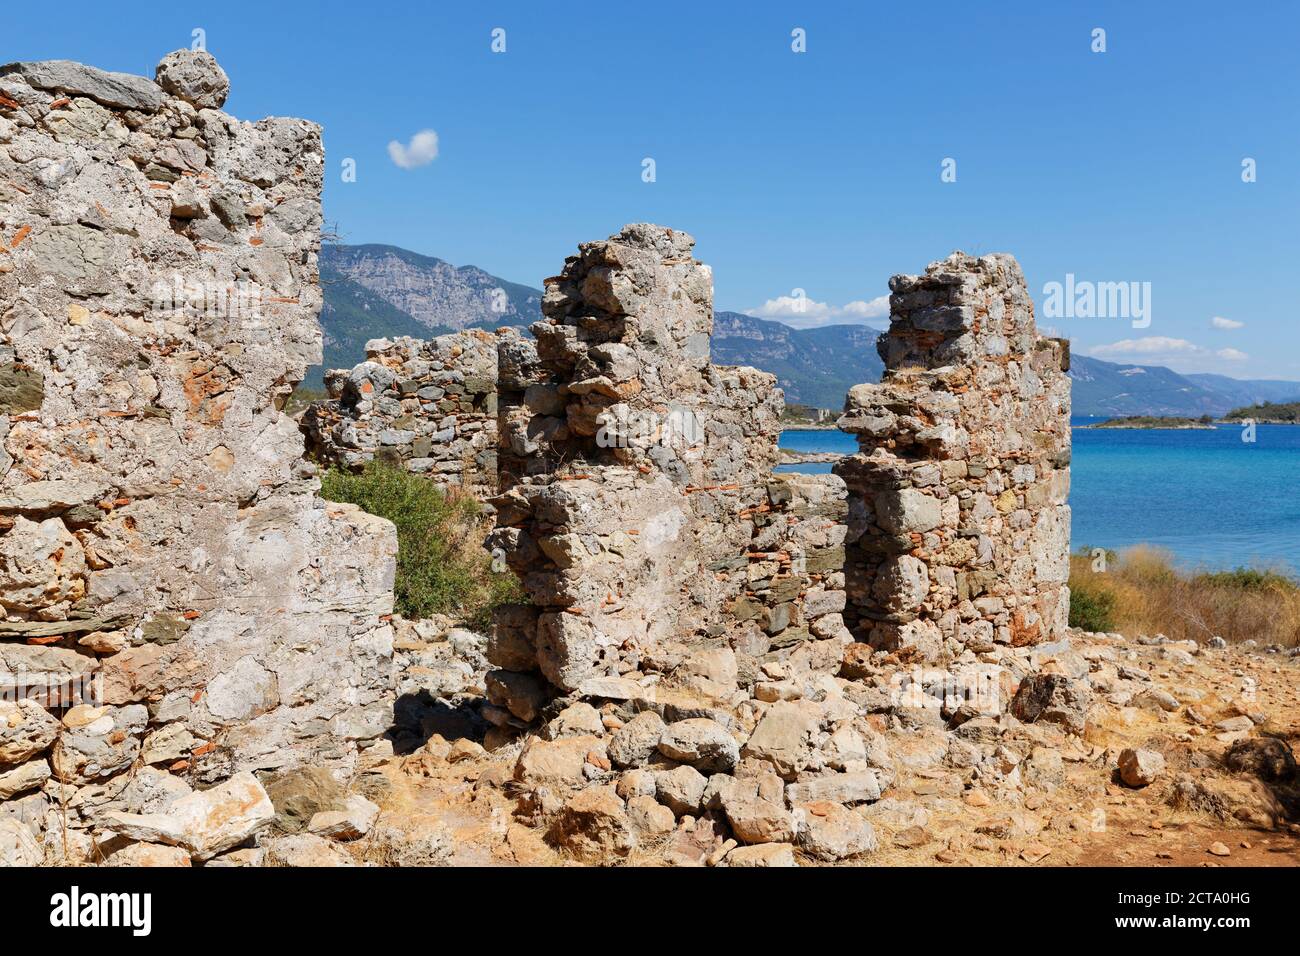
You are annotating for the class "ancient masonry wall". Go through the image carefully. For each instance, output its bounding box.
[0,52,398,835]
[482,224,849,729]
[834,252,1071,661]
[303,330,499,495]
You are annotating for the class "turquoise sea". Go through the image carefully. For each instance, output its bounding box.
[777,420,1300,573]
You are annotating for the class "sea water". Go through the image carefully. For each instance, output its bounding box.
[776,421,1300,572]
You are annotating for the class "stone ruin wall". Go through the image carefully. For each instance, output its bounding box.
[834,252,1071,662]
[0,51,399,837]
[302,329,499,496]
[481,224,851,729]
[0,40,1074,863]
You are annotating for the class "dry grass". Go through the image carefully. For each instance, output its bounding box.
[1069,545,1300,647]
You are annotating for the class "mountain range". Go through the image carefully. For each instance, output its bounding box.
[309,243,1300,416]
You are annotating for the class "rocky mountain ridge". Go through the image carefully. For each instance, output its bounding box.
[313,244,1300,416]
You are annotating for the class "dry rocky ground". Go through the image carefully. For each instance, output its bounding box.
[225,621,1300,869]
[6,592,1298,869]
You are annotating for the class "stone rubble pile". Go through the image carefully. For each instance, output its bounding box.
[835,252,1071,661]
[303,330,499,495]
[0,51,400,864]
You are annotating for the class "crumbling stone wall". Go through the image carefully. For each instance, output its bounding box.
[0,51,397,839]
[303,330,498,494]
[485,224,788,702]
[835,252,1070,661]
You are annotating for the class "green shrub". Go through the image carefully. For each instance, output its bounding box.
[320,463,523,625]
[1192,568,1296,593]
[1068,580,1117,632]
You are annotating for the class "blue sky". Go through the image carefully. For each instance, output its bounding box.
[9,1,1299,378]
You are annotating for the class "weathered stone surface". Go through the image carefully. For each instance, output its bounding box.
[0,50,398,805]
[104,842,192,867]
[796,801,877,861]
[742,703,816,779]
[0,479,107,514]
[0,701,59,766]
[1010,673,1091,736]
[1118,748,1166,788]
[608,711,665,768]
[547,785,633,861]
[0,59,164,111]
[102,771,274,861]
[154,49,229,109]
[265,832,354,867]
[543,702,605,740]
[0,759,50,800]
[0,818,42,866]
[514,735,601,789]
[307,793,379,841]
[263,767,347,833]
[655,765,708,817]
[786,771,883,806]
[656,718,739,774]
[626,794,675,836]
[723,794,795,844]
[836,252,1070,658]
[51,704,147,783]
[724,842,797,867]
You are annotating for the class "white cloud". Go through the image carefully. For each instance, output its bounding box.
[1087,336,1250,372]
[387,129,440,169]
[1210,316,1244,330]
[1090,336,1203,357]
[745,293,889,329]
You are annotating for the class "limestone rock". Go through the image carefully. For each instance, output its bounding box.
[104,842,192,867]
[307,793,380,841]
[263,767,347,833]
[102,771,274,861]
[51,704,147,783]
[514,735,601,789]
[723,794,795,844]
[1118,748,1165,788]
[742,702,816,779]
[0,700,60,765]
[265,833,354,867]
[656,765,708,816]
[796,802,877,861]
[0,819,43,866]
[547,785,633,861]
[656,718,739,773]
[607,710,665,768]
[154,49,229,109]
[1010,673,1091,735]
[0,759,50,799]
[724,842,797,867]
[0,59,164,111]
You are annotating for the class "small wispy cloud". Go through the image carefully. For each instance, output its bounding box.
[745,293,889,330]
[387,130,440,169]
[1210,315,1244,330]
[1088,336,1248,371]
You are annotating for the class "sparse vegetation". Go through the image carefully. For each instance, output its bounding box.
[1223,400,1300,423]
[1085,415,1214,429]
[320,463,523,625]
[1068,544,1300,647]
